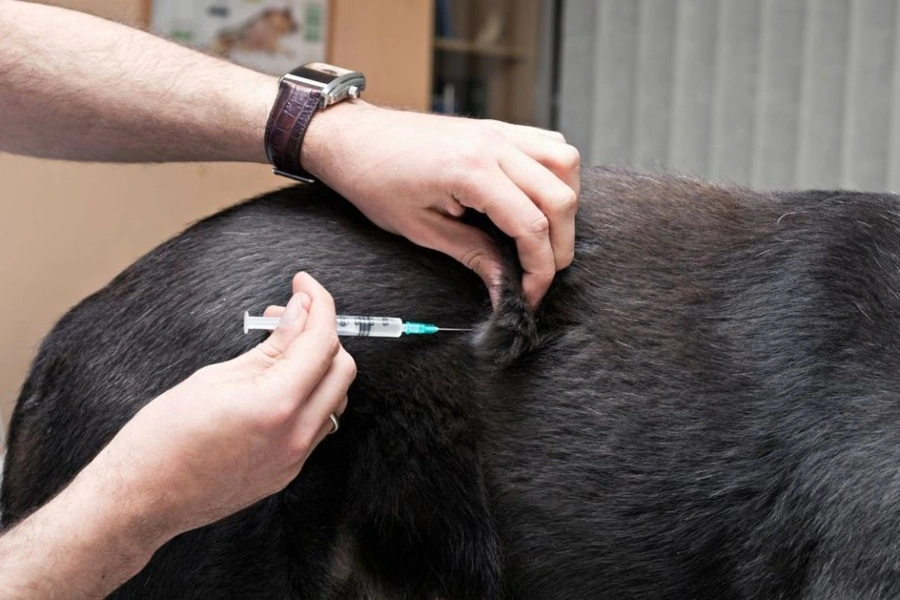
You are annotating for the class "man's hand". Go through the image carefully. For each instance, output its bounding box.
[0,273,355,598]
[94,273,354,538]
[302,103,581,308]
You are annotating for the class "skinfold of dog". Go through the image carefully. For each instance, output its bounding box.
[4,166,900,599]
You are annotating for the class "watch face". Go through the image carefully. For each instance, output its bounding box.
[289,62,354,84]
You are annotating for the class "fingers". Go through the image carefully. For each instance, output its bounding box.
[504,132,581,203]
[485,120,581,276]
[450,120,580,306]
[294,348,356,447]
[263,305,285,318]
[256,293,310,360]
[255,274,356,460]
[485,119,566,142]
[312,399,346,444]
[267,274,341,399]
[259,273,336,337]
[405,212,505,307]
[230,293,310,372]
[455,165,556,307]
[485,120,581,197]
[289,273,336,340]
[499,151,578,273]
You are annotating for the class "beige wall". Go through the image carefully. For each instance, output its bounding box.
[0,0,283,438]
[328,0,433,110]
[0,159,281,436]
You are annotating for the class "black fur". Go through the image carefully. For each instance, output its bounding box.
[4,167,900,599]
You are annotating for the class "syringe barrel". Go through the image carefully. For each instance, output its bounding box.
[243,312,406,337]
[336,316,404,337]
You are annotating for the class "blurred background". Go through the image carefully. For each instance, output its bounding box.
[4,0,900,445]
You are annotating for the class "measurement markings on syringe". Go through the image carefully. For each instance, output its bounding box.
[356,316,373,337]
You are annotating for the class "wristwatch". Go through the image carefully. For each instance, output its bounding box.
[264,62,366,183]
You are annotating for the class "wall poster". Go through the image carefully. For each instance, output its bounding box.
[150,0,327,75]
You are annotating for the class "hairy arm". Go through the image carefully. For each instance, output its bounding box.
[0,463,164,598]
[0,0,276,162]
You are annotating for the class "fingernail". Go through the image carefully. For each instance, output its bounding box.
[297,292,311,310]
[281,293,306,326]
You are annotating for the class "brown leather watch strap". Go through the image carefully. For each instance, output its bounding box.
[264,78,322,183]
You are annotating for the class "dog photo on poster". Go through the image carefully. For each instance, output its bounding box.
[150,0,327,75]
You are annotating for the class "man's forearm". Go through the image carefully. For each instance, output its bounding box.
[0,0,277,163]
[0,460,167,599]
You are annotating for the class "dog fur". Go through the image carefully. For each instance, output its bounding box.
[4,167,900,599]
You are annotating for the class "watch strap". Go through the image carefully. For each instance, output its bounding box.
[264,78,322,183]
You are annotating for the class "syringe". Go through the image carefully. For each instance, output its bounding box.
[243,312,471,337]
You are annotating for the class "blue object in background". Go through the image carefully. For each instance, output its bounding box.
[435,0,453,37]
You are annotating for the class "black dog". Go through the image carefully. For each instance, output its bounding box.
[4,167,900,599]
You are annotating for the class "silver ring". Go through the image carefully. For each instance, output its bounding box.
[329,413,340,434]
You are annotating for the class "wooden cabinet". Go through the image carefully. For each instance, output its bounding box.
[431,0,543,124]
[327,0,434,111]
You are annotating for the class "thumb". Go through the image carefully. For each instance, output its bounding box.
[409,215,504,307]
[235,292,310,370]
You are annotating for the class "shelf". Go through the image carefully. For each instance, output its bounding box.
[433,37,524,60]
[431,0,542,125]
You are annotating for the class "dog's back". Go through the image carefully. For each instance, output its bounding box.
[4,167,900,599]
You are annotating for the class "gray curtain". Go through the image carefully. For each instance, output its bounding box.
[559,0,900,192]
